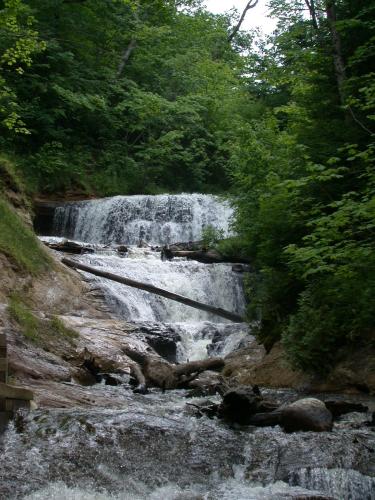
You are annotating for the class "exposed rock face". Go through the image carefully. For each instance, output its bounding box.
[223,341,375,396]
[134,322,181,363]
[280,398,333,433]
[224,342,309,389]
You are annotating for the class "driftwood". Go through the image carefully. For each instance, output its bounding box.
[44,240,95,254]
[62,258,244,323]
[161,246,250,265]
[124,348,225,392]
[168,250,223,263]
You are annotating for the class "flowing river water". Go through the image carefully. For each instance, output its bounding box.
[1,194,375,499]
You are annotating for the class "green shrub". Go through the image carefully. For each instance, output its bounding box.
[0,197,51,274]
[8,295,40,342]
[202,225,224,248]
[215,236,249,261]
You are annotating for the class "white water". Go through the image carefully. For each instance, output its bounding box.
[53,194,233,245]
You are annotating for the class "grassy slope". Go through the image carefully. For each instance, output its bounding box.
[0,156,51,274]
[0,198,51,274]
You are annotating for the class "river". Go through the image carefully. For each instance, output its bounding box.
[1,194,374,499]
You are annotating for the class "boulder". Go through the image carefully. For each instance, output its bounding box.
[115,245,128,254]
[280,398,333,433]
[219,385,263,424]
[323,399,368,418]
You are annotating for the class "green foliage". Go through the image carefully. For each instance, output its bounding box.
[229,0,375,372]
[0,0,46,133]
[8,293,40,342]
[0,196,51,274]
[201,224,224,248]
[8,294,78,345]
[0,0,245,195]
[0,154,27,195]
[215,236,249,262]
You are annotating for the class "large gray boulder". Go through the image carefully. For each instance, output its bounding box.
[280,398,333,433]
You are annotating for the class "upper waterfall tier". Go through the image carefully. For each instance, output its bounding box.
[53,194,233,245]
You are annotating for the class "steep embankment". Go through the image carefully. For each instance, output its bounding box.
[0,159,135,406]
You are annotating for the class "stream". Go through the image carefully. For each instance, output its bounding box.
[1,194,375,499]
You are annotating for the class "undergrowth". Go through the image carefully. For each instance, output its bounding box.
[0,198,51,274]
[8,294,78,345]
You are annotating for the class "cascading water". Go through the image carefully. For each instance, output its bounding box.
[2,194,375,499]
[53,194,233,245]
[52,194,248,361]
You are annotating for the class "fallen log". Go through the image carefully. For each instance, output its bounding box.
[62,258,245,323]
[164,248,251,265]
[123,349,225,391]
[44,239,95,254]
[169,250,223,263]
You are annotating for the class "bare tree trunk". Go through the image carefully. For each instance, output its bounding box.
[117,39,137,77]
[325,0,346,105]
[62,258,245,323]
[304,0,318,29]
[227,0,259,43]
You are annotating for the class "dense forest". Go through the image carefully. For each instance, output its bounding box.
[0,0,374,373]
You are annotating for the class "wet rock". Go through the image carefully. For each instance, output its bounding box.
[99,373,124,386]
[231,264,250,273]
[248,411,282,427]
[323,400,368,419]
[187,370,224,397]
[186,398,220,419]
[365,411,375,427]
[42,239,95,254]
[219,385,263,424]
[115,245,128,254]
[280,398,333,433]
[135,323,181,363]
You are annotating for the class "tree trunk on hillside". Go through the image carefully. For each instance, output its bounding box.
[325,0,346,105]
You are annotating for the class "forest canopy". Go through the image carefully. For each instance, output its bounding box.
[0,0,374,372]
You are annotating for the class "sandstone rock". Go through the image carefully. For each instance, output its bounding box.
[280,398,333,433]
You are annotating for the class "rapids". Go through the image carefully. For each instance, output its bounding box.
[1,194,374,499]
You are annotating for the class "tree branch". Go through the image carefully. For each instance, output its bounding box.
[227,0,259,43]
[117,38,137,77]
[304,0,319,29]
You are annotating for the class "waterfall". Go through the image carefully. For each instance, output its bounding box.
[53,194,233,245]
[50,193,247,361]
